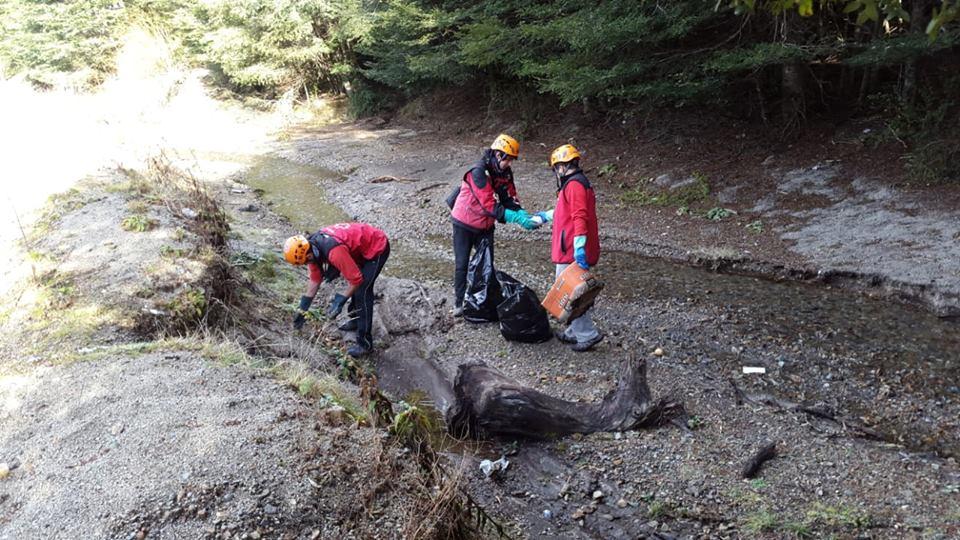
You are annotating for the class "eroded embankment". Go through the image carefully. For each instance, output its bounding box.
[0,159,502,540]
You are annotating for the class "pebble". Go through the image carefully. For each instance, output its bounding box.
[0,463,9,480]
[653,347,664,356]
[616,498,628,508]
[592,490,604,500]
[542,509,553,519]
[263,504,278,515]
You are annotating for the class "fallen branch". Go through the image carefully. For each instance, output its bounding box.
[728,379,887,441]
[415,182,445,193]
[369,175,418,183]
[447,356,685,439]
[741,441,777,479]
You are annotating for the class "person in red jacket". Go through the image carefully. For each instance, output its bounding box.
[534,144,603,352]
[283,222,390,358]
[449,133,540,316]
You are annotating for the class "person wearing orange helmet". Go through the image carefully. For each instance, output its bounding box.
[448,133,540,317]
[283,222,390,358]
[535,144,603,352]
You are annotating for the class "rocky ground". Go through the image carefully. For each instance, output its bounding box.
[247,111,958,538]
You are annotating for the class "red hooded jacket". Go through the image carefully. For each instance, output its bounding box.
[307,223,388,286]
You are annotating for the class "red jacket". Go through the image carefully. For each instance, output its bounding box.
[307,223,388,286]
[450,151,521,232]
[551,172,600,265]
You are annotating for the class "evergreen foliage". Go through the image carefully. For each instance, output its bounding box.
[1,0,957,178]
[0,0,125,88]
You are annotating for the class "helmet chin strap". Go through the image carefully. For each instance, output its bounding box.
[491,150,508,173]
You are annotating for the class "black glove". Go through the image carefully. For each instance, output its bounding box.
[326,293,348,318]
[293,295,313,330]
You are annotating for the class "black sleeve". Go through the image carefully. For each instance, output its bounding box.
[494,203,507,223]
[495,184,522,212]
[470,166,488,189]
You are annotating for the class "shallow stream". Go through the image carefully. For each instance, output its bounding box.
[243,154,959,454]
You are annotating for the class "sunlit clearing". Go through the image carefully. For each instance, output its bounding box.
[0,25,290,297]
[0,372,41,414]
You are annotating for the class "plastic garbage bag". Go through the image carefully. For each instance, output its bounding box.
[463,237,501,323]
[479,456,510,479]
[496,271,552,343]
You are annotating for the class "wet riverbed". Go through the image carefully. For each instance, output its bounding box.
[241,153,959,455]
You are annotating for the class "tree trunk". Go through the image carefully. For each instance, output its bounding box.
[446,357,685,439]
[901,0,930,102]
[781,61,805,129]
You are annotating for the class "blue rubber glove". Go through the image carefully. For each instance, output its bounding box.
[503,208,526,225]
[521,215,540,230]
[327,293,348,318]
[573,235,589,269]
[504,208,539,230]
[536,210,554,223]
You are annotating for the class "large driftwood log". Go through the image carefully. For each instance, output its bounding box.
[446,356,685,439]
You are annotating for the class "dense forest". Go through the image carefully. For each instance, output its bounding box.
[2,0,958,180]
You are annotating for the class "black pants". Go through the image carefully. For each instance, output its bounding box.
[352,242,390,349]
[452,224,493,307]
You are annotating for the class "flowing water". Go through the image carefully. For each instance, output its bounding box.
[241,155,350,230]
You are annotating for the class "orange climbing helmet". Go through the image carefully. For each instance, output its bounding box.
[283,235,311,265]
[490,134,520,158]
[549,144,581,167]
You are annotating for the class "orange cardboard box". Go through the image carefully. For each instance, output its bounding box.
[541,264,604,323]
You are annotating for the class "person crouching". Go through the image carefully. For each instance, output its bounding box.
[283,222,390,358]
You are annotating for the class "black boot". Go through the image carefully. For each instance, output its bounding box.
[347,343,371,358]
[338,318,358,332]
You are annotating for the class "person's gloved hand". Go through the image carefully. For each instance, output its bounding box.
[505,209,539,230]
[536,210,554,223]
[293,295,313,330]
[326,293,349,318]
[573,235,589,269]
[521,215,541,230]
[503,208,526,225]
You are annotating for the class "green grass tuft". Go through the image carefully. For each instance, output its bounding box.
[121,214,156,232]
[805,502,872,529]
[743,509,779,533]
[621,171,710,208]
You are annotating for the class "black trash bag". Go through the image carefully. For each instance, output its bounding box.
[463,237,501,323]
[496,271,553,343]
